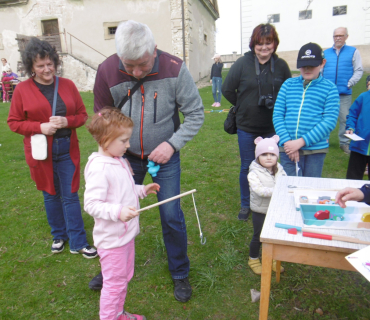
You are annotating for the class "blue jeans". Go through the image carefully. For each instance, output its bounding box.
[237,129,275,208]
[279,152,326,177]
[42,137,88,251]
[212,77,222,103]
[125,152,189,279]
[338,94,352,146]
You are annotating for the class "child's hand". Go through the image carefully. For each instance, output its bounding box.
[145,183,160,195]
[346,129,353,134]
[288,150,300,162]
[119,206,139,222]
[284,138,305,155]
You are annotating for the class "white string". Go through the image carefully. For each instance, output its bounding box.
[192,193,206,245]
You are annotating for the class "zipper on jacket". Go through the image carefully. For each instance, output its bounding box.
[153,92,157,123]
[140,85,145,159]
[128,89,132,117]
[335,49,342,85]
[295,81,313,139]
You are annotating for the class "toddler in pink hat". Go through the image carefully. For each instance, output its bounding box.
[247,135,287,275]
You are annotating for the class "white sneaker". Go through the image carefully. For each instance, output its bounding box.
[70,246,98,259]
[51,239,65,253]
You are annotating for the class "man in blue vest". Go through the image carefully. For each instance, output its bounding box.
[322,27,363,155]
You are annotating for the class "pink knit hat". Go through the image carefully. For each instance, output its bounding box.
[254,135,280,159]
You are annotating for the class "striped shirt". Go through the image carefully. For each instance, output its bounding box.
[273,75,340,150]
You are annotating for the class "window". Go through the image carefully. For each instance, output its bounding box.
[333,6,347,16]
[267,14,280,23]
[103,21,123,40]
[108,27,117,35]
[0,0,28,7]
[42,19,59,35]
[299,10,312,20]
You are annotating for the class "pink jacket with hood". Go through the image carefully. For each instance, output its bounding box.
[84,152,147,249]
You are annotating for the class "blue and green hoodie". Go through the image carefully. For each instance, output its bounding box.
[346,91,370,156]
[273,75,339,150]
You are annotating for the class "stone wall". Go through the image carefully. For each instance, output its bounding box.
[60,54,96,92]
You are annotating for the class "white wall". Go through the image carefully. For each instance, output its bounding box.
[241,0,369,53]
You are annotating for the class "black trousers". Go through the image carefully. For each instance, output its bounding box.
[346,151,370,180]
[249,211,266,258]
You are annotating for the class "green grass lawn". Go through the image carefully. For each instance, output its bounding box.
[1,73,370,320]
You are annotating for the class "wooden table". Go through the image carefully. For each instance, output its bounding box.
[259,176,370,320]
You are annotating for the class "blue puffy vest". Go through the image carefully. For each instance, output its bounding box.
[322,45,356,95]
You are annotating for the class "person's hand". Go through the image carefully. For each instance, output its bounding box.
[284,138,305,155]
[346,129,353,134]
[288,150,299,162]
[49,116,68,129]
[40,122,58,135]
[119,206,139,222]
[144,183,160,195]
[335,187,365,208]
[148,142,175,164]
[210,80,212,84]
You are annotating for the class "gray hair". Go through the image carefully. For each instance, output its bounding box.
[334,27,348,36]
[115,20,156,60]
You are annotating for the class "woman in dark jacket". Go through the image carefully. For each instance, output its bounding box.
[210,54,224,107]
[222,24,291,221]
[7,38,97,258]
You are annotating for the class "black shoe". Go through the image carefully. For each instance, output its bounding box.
[89,271,103,290]
[173,277,192,302]
[238,208,251,221]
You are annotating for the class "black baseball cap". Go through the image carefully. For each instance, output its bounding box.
[297,43,324,68]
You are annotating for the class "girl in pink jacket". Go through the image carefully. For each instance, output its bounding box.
[84,107,159,320]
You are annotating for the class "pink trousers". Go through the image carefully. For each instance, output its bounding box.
[98,239,135,320]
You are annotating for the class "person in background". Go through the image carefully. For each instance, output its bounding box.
[92,20,204,303]
[210,54,223,107]
[7,37,97,259]
[2,68,15,103]
[345,78,370,180]
[273,43,339,177]
[1,58,10,73]
[335,185,370,207]
[247,135,286,275]
[222,23,291,221]
[322,27,363,155]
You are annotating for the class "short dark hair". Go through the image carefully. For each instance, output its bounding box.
[249,24,280,54]
[21,37,60,77]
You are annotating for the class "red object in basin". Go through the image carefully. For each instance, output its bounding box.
[314,210,330,220]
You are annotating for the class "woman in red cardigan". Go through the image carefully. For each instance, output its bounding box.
[7,38,97,259]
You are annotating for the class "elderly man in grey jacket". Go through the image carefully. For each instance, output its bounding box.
[90,20,204,303]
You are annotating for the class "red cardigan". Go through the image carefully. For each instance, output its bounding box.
[7,77,88,195]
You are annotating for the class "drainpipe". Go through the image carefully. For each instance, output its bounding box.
[240,0,242,54]
[181,0,186,65]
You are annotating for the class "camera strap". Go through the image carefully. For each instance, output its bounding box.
[255,55,275,99]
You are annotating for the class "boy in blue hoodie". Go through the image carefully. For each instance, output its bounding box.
[273,43,340,177]
[345,79,370,180]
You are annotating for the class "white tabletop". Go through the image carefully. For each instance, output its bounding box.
[260,176,370,253]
